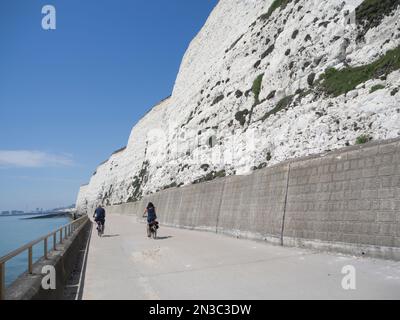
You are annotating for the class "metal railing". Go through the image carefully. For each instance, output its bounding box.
[0,215,88,300]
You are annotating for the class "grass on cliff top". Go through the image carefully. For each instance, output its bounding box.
[320,46,400,97]
[259,0,293,20]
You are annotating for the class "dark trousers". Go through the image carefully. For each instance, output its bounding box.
[147,224,152,237]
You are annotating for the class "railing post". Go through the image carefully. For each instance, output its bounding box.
[0,262,5,300]
[44,238,48,260]
[0,216,87,299]
[28,247,33,274]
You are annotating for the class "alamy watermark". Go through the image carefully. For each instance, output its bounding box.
[41,265,56,290]
[41,5,56,30]
[341,265,356,290]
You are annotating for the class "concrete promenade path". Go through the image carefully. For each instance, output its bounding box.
[82,214,400,300]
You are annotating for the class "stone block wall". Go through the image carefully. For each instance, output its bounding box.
[104,138,400,260]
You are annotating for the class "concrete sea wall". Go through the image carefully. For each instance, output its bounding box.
[105,138,400,260]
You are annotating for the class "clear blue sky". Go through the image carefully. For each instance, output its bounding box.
[0,0,218,212]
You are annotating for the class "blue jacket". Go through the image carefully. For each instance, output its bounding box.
[94,207,106,221]
[147,207,157,223]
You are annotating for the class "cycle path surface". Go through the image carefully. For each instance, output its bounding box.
[82,214,400,300]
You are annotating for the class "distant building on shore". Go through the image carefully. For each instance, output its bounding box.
[1,211,10,215]
[11,210,24,215]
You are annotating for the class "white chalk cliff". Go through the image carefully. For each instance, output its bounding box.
[76,0,400,213]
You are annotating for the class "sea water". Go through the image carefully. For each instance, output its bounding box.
[0,215,70,287]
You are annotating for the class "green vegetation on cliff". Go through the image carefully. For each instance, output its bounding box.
[320,46,400,97]
[356,134,372,145]
[370,84,385,93]
[193,170,226,184]
[261,94,295,121]
[127,160,149,202]
[259,0,293,21]
[252,74,264,106]
[356,0,400,40]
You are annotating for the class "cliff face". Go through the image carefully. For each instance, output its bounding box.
[76,0,400,213]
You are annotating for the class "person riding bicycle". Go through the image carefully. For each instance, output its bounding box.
[143,202,157,238]
[93,205,106,233]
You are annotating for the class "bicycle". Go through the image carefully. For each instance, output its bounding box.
[148,221,159,239]
[96,220,105,237]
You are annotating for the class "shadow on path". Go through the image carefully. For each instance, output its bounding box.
[156,236,173,240]
[101,234,120,238]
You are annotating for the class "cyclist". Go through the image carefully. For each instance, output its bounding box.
[93,205,106,235]
[143,202,157,238]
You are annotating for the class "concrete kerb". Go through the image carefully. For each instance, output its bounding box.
[283,237,400,261]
